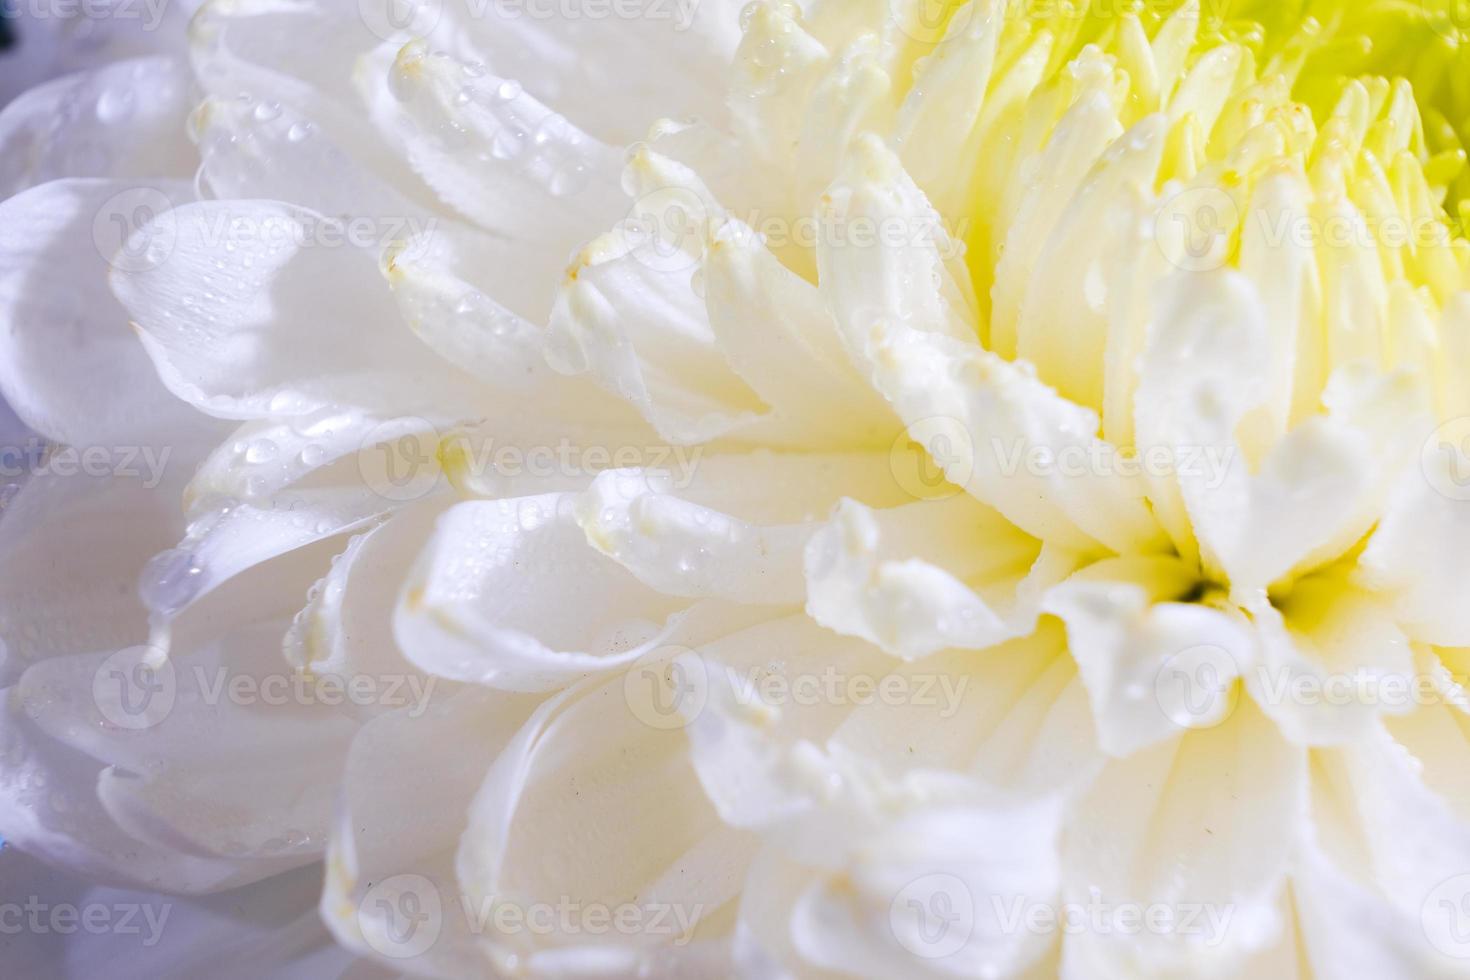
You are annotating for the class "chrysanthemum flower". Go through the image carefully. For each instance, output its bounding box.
[3,0,1470,976]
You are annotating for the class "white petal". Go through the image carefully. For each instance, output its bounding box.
[858,323,1167,555]
[367,39,624,246]
[805,496,1074,661]
[456,668,755,966]
[395,494,692,692]
[322,688,539,975]
[0,179,217,448]
[0,57,195,197]
[1045,556,1255,757]
[1061,702,1305,976]
[1359,446,1470,647]
[549,221,768,445]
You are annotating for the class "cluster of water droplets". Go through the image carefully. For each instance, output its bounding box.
[389,45,596,199]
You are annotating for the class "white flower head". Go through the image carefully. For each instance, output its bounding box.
[3,0,1470,976]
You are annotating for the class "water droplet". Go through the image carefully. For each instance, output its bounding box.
[95,88,135,123]
[286,121,314,143]
[138,549,205,616]
[253,101,282,121]
[245,439,279,464]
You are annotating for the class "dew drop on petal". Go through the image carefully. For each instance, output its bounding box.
[245,439,279,464]
[138,549,205,616]
[95,88,134,123]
